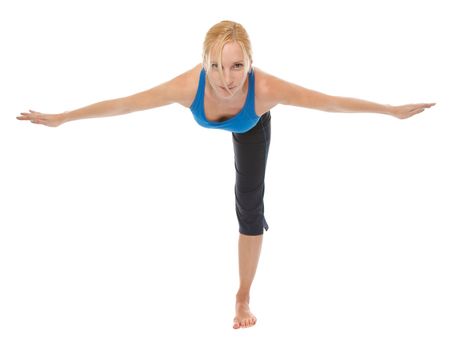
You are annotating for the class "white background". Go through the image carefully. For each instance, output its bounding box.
[1,0,454,349]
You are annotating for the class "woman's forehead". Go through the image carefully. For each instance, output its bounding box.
[210,41,244,59]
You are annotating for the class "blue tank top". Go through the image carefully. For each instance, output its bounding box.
[190,68,261,133]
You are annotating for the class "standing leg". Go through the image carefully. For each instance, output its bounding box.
[232,111,271,329]
[234,233,263,328]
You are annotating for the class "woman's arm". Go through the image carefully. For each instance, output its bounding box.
[266,74,435,119]
[16,67,196,127]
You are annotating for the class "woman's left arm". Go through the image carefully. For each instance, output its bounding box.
[269,75,435,119]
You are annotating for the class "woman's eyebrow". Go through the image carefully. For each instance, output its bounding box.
[211,60,245,65]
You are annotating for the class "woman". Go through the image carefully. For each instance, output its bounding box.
[16,20,435,329]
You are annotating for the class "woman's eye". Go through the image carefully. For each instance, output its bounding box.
[211,63,243,69]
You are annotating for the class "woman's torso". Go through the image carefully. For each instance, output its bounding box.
[179,63,277,123]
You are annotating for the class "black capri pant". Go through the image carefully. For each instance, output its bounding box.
[232,111,271,236]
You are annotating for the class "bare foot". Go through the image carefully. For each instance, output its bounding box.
[233,297,257,329]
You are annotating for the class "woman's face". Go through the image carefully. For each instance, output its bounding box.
[205,41,250,100]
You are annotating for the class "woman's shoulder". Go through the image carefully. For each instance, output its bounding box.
[169,63,202,108]
[253,66,282,110]
[173,63,202,86]
[253,67,282,92]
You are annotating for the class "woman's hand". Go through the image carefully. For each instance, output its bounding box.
[16,110,67,127]
[390,103,436,119]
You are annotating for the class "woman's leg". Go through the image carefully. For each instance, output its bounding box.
[235,233,263,328]
[232,112,271,328]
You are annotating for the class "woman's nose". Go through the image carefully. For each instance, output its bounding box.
[224,78,234,87]
[223,71,233,84]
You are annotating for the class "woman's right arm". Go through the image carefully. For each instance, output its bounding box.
[17,67,196,127]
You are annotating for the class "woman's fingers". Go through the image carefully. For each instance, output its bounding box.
[17,110,42,121]
[17,110,41,119]
[410,105,424,113]
[17,113,31,120]
[392,102,436,119]
[404,103,435,117]
[417,103,436,110]
[17,111,64,127]
[409,103,429,111]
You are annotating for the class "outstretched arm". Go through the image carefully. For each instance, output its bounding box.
[267,75,435,119]
[16,68,194,127]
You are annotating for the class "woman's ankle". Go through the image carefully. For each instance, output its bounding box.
[236,291,250,303]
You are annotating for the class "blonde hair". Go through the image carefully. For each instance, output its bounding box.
[202,20,253,95]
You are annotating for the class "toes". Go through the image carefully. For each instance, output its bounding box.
[233,317,257,329]
[233,318,240,329]
[241,318,253,328]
